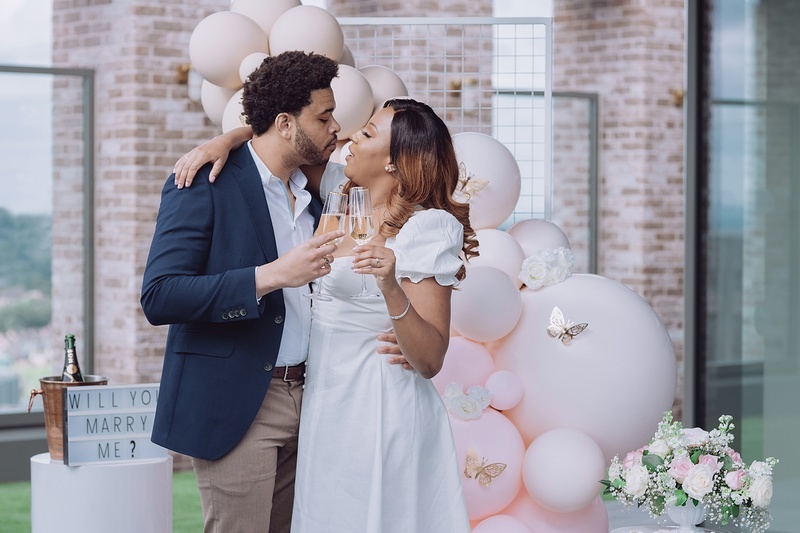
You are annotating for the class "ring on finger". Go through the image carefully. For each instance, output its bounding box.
[323,257,330,267]
[374,258,379,268]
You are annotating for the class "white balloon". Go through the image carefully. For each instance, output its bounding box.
[452,132,522,230]
[469,228,526,288]
[230,0,300,35]
[473,515,533,533]
[238,52,269,84]
[489,274,677,462]
[508,218,571,259]
[339,45,356,67]
[359,65,409,112]
[200,81,237,128]
[330,65,375,140]
[189,11,267,90]
[452,266,522,343]
[221,89,246,134]
[269,5,344,61]
[523,429,606,512]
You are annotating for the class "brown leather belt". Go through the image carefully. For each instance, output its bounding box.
[272,363,306,381]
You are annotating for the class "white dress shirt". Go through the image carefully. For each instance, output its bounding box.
[248,141,314,367]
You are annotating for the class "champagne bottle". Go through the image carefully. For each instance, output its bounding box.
[61,334,85,382]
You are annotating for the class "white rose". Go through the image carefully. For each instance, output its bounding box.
[624,464,650,499]
[682,463,715,501]
[519,257,548,289]
[682,427,709,447]
[749,475,773,508]
[452,397,481,420]
[648,438,671,458]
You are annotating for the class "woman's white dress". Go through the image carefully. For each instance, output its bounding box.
[291,209,471,533]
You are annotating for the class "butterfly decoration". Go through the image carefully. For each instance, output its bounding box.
[463,448,507,487]
[453,162,489,203]
[546,305,588,345]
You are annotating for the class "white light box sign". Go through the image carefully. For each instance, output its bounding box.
[62,383,168,466]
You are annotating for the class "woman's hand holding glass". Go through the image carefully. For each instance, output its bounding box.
[348,187,383,299]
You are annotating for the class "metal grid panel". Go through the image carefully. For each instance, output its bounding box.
[339,17,552,223]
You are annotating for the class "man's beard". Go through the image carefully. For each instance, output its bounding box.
[295,124,331,166]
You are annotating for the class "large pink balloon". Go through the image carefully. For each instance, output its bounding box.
[472,515,533,533]
[469,228,526,288]
[190,12,267,90]
[451,266,522,343]
[489,274,677,462]
[359,65,409,113]
[269,5,344,61]
[452,132,521,230]
[522,429,606,512]
[503,491,608,533]
[507,218,571,258]
[432,337,495,395]
[450,409,525,521]
[330,65,374,140]
[200,81,236,128]
[230,0,300,35]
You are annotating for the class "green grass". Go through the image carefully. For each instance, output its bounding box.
[0,470,203,533]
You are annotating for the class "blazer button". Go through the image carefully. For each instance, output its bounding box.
[241,308,247,317]
[232,310,240,318]
[222,312,229,320]
[264,362,273,372]
[274,315,284,324]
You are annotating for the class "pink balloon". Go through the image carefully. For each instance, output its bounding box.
[503,491,608,533]
[507,218,571,259]
[485,370,523,411]
[472,514,533,533]
[449,409,525,521]
[488,274,676,462]
[522,429,606,512]
[452,266,522,343]
[469,229,526,288]
[432,337,495,395]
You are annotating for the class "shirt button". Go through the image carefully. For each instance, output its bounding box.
[264,363,273,372]
[274,315,284,324]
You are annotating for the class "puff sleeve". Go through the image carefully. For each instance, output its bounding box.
[390,209,464,287]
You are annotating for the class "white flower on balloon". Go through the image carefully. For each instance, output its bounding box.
[443,383,492,420]
[518,247,574,290]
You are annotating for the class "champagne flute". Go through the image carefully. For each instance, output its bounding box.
[305,191,347,301]
[349,187,381,299]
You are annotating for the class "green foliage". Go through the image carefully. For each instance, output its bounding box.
[0,295,51,332]
[0,207,52,293]
[642,452,663,472]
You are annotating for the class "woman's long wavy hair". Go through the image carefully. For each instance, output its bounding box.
[345,98,478,280]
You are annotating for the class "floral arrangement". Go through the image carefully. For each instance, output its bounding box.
[601,412,778,533]
[518,247,573,290]
[442,383,492,420]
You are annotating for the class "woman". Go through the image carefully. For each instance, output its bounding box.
[178,98,478,532]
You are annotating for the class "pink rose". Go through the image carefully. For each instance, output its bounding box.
[699,454,722,473]
[668,455,695,483]
[728,450,742,463]
[725,469,746,490]
[623,448,645,469]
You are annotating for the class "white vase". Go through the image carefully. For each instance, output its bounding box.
[666,502,707,531]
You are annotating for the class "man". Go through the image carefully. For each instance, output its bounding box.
[141,51,343,533]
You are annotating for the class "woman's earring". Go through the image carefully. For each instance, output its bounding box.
[384,163,395,173]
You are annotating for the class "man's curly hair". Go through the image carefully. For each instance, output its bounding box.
[242,51,338,136]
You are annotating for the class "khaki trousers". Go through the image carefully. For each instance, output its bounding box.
[193,378,304,533]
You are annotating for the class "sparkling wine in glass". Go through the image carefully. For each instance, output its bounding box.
[349,187,381,299]
[305,191,347,301]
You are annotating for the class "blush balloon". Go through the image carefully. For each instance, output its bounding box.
[503,491,608,533]
[452,132,521,230]
[469,228,526,288]
[432,337,495,395]
[359,65,409,112]
[485,370,523,411]
[238,52,268,83]
[200,81,237,128]
[489,274,677,462]
[522,429,606,512]
[190,11,267,90]
[269,5,344,61]
[330,65,374,140]
[451,267,522,343]
[339,44,356,67]
[230,0,300,35]
[472,515,533,533]
[221,89,246,134]
[450,409,525,521]
[507,218,571,259]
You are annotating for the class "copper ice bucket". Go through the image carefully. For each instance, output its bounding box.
[28,375,109,460]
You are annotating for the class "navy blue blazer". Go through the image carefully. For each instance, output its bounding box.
[141,145,321,460]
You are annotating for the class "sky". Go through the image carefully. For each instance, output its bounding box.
[0,0,550,215]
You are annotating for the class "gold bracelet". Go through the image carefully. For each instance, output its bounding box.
[389,296,411,320]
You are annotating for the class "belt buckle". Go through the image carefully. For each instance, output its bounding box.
[282,365,291,382]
